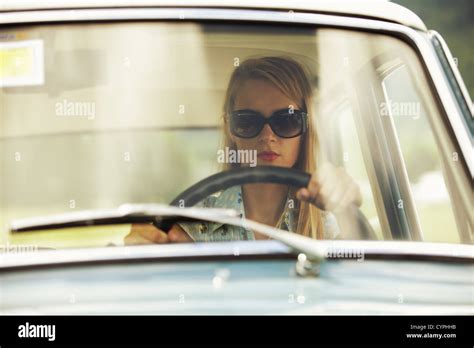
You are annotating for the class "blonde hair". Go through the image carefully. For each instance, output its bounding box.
[221,56,323,239]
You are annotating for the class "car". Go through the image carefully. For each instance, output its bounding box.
[0,0,472,321]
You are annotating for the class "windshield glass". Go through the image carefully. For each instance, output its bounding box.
[0,22,463,250]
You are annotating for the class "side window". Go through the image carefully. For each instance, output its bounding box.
[381,66,459,243]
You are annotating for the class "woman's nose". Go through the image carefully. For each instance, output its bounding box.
[258,123,277,141]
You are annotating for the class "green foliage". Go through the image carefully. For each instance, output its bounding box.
[394,0,474,98]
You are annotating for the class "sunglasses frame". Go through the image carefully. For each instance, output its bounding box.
[228,108,309,139]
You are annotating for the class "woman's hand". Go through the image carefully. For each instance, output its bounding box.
[296,162,362,213]
[124,223,192,245]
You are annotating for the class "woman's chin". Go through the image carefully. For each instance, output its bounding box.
[257,160,289,167]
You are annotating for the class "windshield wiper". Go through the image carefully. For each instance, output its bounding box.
[9,203,326,262]
[7,207,473,265]
[9,204,239,232]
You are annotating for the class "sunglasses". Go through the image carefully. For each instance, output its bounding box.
[229,108,308,138]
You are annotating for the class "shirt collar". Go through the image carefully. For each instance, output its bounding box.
[207,185,298,234]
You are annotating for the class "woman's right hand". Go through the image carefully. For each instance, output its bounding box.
[124,223,192,245]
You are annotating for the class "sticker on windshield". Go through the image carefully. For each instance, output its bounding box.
[0,39,44,87]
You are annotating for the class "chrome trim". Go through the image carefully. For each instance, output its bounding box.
[0,240,293,270]
[413,34,472,176]
[429,31,473,116]
[0,0,428,31]
[0,241,292,271]
[0,240,472,271]
[381,80,423,241]
[295,253,321,277]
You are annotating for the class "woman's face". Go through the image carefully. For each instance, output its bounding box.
[230,79,302,168]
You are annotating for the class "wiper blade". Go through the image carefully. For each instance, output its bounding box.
[10,204,326,262]
[9,204,239,232]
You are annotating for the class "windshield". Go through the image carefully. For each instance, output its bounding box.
[0,21,464,250]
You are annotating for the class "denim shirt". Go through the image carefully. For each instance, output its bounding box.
[178,185,340,242]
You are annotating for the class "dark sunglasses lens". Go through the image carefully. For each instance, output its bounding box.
[230,114,263,138]
[270,113,304,138]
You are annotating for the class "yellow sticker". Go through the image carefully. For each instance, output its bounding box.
[0,40,44,87]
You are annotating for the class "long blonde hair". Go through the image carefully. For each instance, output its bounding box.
[221,56,323,239]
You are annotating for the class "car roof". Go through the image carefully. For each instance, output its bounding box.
[0,0,427,31]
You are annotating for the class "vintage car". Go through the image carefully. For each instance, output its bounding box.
[0,0,472,319]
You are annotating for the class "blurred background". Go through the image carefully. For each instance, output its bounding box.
[394,0,474,97]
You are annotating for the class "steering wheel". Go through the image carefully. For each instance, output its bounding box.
[159,166,377,240]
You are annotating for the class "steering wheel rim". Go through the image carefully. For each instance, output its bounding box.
[163,166,377,240]
[170,166,310,207]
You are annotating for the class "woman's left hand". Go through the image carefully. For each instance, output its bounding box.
[296,162,362,213]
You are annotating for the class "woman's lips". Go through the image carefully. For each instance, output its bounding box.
[258,151,280,161]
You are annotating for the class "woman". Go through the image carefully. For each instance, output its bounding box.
[125,56,362,244]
